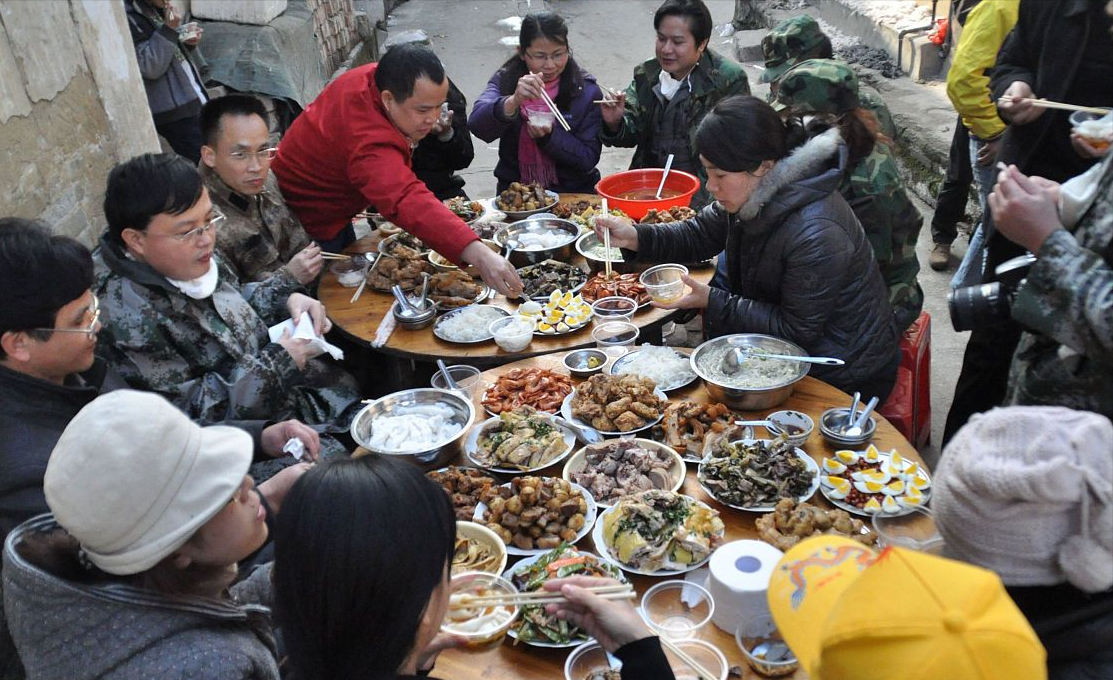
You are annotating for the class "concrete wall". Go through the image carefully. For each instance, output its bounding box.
[0,0,160,246]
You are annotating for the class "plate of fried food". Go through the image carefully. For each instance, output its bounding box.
[495,182,559,221]
[697,438,820,512]
[551,201,629,232]
[755,498,876,552]
[563,438,685,507]
[465,406,578,473]
[368,254,436,292]
[637,206,698,224]
[426,270,491,311]
[657,400,743,462]
[378,231,429,258]
[593,489,725,575]
[445,197,487,225]
[579,271,651,306]
[563,374,667,435]
[482,368,574,415]
[475,476,597,555]
[427,466,499,521]
[503,544,627,647]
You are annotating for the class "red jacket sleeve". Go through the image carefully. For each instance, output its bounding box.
[347,124,478,264]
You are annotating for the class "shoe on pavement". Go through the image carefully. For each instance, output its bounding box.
[929,242,951,271]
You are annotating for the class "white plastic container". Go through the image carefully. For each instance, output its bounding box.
[489,315,535,353]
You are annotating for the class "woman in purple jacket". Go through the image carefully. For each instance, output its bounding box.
[468,12,603,193]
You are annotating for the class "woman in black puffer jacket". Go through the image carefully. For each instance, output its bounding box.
[595,95,899,400]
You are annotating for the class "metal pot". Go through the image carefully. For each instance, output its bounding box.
[689,334,810,411]
[350,388,475,467]
[494,217,580,267]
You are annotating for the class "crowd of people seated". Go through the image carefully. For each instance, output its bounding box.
[1,0,1111,678]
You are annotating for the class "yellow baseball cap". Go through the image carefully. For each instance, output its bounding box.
[767,535,1047,680]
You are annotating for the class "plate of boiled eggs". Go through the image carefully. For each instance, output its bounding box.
[819,445,931,517]
[518,290,593,335]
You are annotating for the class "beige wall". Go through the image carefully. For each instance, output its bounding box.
[0,0,160,245]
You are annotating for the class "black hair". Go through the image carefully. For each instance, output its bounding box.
[199,94,269,148]
[695,95,808,172]
[497,12,579,112]
[103,153,204,246]
[273,456,456,680]
[0,218,93,357]
[375,43,446,102]
[801,109,880,172]
[654,0,713,48]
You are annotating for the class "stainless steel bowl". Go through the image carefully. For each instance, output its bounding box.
[350,388,476,467]
[498,189,559,221]
[494,217,580,267]
[690,334,810,411]
[574,232,640,274]
[563,348,608,378]
[391,300,437,330]
[818,407,876,448]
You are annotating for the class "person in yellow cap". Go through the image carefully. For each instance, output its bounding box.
[767,534,1047,680]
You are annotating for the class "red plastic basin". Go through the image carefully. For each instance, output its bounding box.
[595,169,700,220]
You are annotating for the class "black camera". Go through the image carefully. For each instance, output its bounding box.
[948,254,1036,332]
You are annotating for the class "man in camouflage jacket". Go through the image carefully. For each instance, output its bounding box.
[600,48,749,209]
[993,154,1113,418]
[200,95,321,287]
[761,15,898,141]
[775,59,924,331]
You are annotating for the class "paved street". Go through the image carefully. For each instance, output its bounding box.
[388,0,969,464]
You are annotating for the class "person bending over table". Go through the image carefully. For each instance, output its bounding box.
[271,43,522,298]
[595,95,899,401]
[599,0,750,209]
[273,455,678,680]
[468,11,603,194]
[93,153,360,447]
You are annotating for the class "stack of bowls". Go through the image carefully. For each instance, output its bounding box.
[818,407,876,448]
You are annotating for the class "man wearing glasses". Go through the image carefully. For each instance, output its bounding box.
[90,153,361,443]
[199,95,323,287]
[0,218,323,542]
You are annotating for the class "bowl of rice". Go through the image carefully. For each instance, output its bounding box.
[434,305,510,344]
[690,334,810,410]
[608,344,697,391]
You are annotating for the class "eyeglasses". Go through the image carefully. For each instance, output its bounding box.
[32,296,101,339]
[525,49,569,63]
[153,211,225,243]
[228,147,277,163]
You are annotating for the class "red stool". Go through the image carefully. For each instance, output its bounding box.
[879,312,932,448]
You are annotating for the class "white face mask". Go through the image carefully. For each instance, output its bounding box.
[658,69,687,101]
[166,258,219,299]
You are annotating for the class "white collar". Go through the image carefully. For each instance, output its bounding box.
[165,258,220,299]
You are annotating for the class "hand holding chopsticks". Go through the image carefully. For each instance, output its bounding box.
[998,97,1111,116]
[450,583,635,609]
[526,72,571,132]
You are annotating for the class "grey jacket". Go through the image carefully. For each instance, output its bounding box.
[2,516,279,680]
[125,0,206,124]
[631,129,899,397]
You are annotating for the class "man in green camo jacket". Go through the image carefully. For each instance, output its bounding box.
[761,15,898,141]
[776,59,924,332]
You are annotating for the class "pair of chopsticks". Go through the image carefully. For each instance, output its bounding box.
[660,637,720,680]
[449,583,634,609]
[530,72,571,131]
[601,197,613,280]
[593,84,624,105]
[320,253,350,261]
[349,253,382,303]
[998,97,1111,116]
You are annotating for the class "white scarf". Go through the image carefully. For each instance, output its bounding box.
[166,258,219,299]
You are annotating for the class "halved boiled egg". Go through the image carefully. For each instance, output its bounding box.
[909,474,931,491]
[537,322,554,333]
[519,301,542,316]
[822,458,847,474]
[835,449,859,465]
[548,290,562,306]
[882,495,902,514]
[881,479,905,496]
[559,291,573,307]
[862,497,883,514]
[853,479,886,495]
[556,322,570,333]
[862,444,881,463]
[885,451,906,476]
[899,461,920,482]
[851,468,891,484]
[896,493,926,509]
[823,476,851,499]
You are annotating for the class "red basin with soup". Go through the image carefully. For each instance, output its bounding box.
[595,169,700,220]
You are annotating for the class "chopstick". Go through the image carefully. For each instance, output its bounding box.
[999,97,1111,115]
[531,73,571,131]
[601,197,613,280]
[660,638,720,680]
[450,584,635,609]
[349,253,381,303]
[320,253,351,261]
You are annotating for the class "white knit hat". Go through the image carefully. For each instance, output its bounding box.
[934,406,1113,593]
[44,390,252,575]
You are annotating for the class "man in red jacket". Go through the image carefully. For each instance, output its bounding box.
[272,44,522,296]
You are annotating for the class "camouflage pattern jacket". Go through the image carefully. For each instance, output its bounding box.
[92,236,359,426]
[841,143,924,332]
[1007,155,1113,417]
[600,50,750,208]
[200,164,311,285]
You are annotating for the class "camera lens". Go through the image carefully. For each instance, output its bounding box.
[948,282,1003,332]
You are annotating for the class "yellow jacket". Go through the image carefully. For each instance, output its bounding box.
[946,0,1019,140]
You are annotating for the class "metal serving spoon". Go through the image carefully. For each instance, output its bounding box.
[554,415,602,445]
[436,359,459,391]
[721,347,845,375]
[843,396,879,437]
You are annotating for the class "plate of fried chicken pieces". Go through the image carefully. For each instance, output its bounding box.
[563,374,667,435]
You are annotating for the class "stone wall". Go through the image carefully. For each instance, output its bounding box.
[0,0,160,246]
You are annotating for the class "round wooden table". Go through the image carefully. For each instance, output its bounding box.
[423,353,928,680]
[318,194,715,368]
